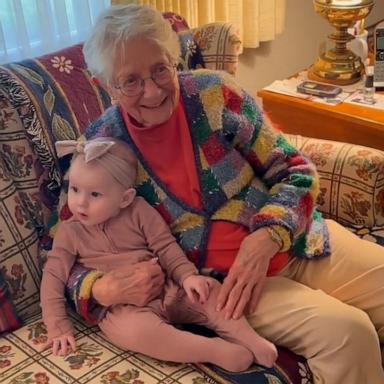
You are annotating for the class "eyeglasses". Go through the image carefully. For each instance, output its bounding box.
[114,64,176,97]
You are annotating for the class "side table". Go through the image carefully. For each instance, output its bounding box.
[257,89,384,151]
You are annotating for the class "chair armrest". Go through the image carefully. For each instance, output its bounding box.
[287,134,384,229]
[0,85,49,321]
[191,22,243,75]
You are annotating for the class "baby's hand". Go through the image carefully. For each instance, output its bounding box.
[51,334,77,356]
[183,275,213,304]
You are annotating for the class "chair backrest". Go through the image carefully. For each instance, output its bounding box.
[164,12,243,75]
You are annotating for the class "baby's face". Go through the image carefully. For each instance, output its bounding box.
[67,156,128,226]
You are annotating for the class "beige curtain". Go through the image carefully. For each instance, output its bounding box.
[111,0,286,48]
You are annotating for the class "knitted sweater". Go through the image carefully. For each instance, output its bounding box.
[71,69,330,323]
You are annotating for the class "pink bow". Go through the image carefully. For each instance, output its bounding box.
[55,140,115,162]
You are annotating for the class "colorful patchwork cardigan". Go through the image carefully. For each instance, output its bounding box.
[70,69,330,323]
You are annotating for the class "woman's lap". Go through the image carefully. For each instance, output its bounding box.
[246,219,384,382]
[283,219,384,339]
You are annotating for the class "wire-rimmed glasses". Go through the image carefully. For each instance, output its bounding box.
[114,64,176,97]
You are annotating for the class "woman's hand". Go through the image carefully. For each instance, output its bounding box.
[92,258,165,307]
[216,228,280,320]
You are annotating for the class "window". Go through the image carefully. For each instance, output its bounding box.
[0,0,111,64]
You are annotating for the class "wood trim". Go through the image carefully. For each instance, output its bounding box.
[257,90,384,151]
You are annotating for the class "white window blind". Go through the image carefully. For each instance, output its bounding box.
[0,0,111,64]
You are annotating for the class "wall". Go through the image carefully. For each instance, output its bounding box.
[237,0,384,95]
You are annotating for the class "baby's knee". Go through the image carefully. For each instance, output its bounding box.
[99,309,154,351]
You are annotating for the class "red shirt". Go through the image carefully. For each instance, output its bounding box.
[122,102,288,275]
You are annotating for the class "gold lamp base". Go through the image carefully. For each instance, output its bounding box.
[311,0,374,85]
[308,48,364,85]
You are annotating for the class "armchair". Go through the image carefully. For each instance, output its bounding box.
[0,12,382,384]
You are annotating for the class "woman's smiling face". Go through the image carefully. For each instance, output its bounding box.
[107,37,180,127]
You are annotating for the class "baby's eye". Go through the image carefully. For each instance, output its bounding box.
[70,186,78,193]
[91,191,101,198]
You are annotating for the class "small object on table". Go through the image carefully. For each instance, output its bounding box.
[297,81,342,98]
[363,65,375,103]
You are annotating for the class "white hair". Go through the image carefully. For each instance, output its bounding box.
[83,5,181,84]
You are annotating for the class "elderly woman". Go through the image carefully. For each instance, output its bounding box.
[63,4,384,383]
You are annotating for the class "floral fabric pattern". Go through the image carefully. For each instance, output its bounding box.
[192,22,242,75]
[0,84,45,323]
[0,316,212,384]
[287,134,384,245]
[0,315,314,384]
[177,31,205,71]
[287,135,384,229]
[51,56,74,74]
[0,345,14,369]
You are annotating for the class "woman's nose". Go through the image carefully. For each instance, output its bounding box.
[142,77,162,97]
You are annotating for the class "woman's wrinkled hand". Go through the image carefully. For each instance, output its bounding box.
[216,228,280,320]
[92,258,165,307]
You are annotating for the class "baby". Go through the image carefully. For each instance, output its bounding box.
[40,137,277,371]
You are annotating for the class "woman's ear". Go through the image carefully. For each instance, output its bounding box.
[120,188,136,208]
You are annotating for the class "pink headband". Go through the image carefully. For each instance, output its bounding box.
[55,139,135,189]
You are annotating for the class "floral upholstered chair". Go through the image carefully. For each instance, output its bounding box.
[0,12,383,384]
[287,135,384,246]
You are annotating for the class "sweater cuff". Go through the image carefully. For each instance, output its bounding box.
[74,269,104,325]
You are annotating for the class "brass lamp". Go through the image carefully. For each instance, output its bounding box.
[308,0,374,85]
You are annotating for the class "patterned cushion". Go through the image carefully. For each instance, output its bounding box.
[0,86,48,323]
[0,46,111,326]
[288,134,384,246]
[1,45,111,212]
[192,22,243,75]
[177,30,205,71]
[0,313,313,384]
[164,11,244,75]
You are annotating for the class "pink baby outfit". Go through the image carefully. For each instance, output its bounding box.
[41,197,258,364]
[41,197,197,338]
